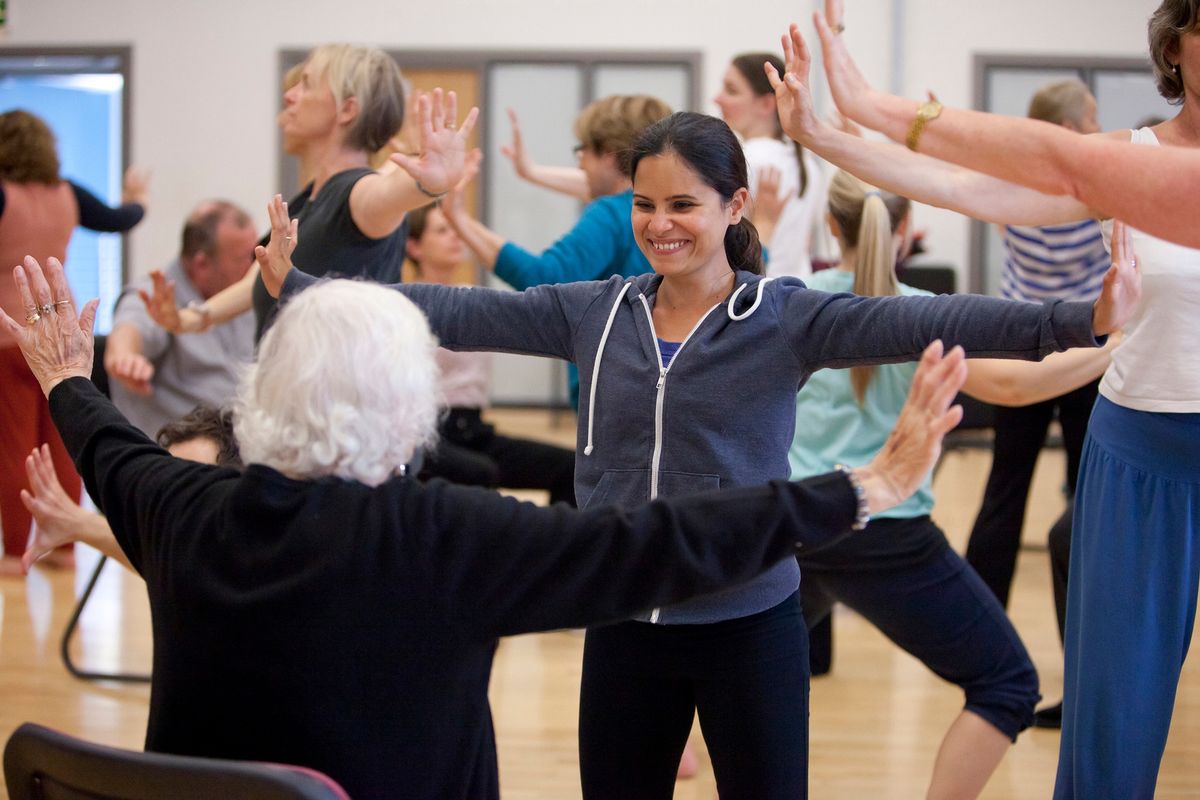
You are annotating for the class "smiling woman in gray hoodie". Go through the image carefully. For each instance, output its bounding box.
[271,111,1137,800]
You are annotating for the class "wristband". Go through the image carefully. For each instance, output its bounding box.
[415,179,448,200]
[835,464,870,531]
[185,300,213,332]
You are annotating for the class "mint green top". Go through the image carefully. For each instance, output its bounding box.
[787,269,936,519]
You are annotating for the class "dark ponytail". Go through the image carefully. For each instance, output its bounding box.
[724,218,764,275]
[730,52,809,197]
[630,111,765,276]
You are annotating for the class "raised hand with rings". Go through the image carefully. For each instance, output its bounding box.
[0,256,99,396]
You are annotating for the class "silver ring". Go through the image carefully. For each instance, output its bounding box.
[39,303,54,316]
[26,313,41,325]
[284,235,294,241]
[834,22,846,34]
[54,299,71,307]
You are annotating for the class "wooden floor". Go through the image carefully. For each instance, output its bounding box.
[1,408,1197,799]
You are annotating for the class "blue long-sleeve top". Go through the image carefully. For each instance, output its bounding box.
[493,190,649,290]
[283,268,1103,625]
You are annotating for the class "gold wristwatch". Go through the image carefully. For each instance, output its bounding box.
[905,98,943,152]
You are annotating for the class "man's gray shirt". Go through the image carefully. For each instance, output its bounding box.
[109,260,255,437]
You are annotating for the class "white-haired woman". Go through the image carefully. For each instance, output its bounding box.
[142,44,477,340]
[2,254,966,800]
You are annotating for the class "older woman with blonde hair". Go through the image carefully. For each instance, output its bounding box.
[143,44,476,340]
[3,253,967,800]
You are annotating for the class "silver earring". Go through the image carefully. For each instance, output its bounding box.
[1174,63,1181,76]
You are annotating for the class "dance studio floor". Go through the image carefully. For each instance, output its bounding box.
[1,409,1196,799]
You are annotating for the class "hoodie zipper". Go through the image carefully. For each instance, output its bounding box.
[638,294,721,623]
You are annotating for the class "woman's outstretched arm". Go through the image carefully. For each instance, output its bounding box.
[804,0,1200,247]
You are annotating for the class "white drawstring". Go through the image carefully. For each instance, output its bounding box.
[726,277,774,321]
[584,282,633,456]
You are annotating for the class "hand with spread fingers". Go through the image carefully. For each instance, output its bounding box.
[764,25,827,148]
[20,444,111,573]
[499,107,534,180]
[0,256,98,397]
[1091,219,1142,337]
[389,88,481,198]
[856,341,967,515]
[256,194,300,299]
[811,0,886,131]
[750,165,786,248]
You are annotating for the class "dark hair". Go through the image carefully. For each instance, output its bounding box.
[405,204,434,243]
[180,201,251,260]
[1149,0,1199,104]
[729,52,809,197]
[156,406,242,469]
[629,112,764,275]
[0,110,61,184]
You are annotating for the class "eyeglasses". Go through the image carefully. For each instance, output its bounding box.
[573,143,586,156]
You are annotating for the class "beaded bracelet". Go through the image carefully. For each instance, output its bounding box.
[835,464,870,531]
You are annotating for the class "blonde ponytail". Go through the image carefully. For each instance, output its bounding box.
[826,170,911,404]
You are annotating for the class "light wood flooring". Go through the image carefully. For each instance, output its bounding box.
[1,408,1197,799]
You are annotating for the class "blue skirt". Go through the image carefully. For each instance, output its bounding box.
[1055,395,1200,800]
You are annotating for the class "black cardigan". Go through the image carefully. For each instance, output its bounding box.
[50,376,855,799]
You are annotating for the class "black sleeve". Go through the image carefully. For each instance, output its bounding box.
[47,377,233,574]
[407,471,857,639]
[69,181,145,232]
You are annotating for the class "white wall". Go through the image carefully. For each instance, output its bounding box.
[6,0,1155,285]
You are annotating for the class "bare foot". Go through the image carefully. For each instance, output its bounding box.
[0,554,26,578]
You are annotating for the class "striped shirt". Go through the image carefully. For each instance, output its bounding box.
[999,220,1110,303]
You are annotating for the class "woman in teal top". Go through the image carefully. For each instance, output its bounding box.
[790,170,1116,799]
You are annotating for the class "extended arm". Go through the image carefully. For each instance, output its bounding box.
[803,0,1200,246]
[21,443,134,573]
[70,180,146,233]
[766,21,1095,226]
[349,89,480,239]
[500,107,591,201]
[429,341,965,638]
[961,333,1116,407]
[778,218,1137,364]
[103,322,155,396]
[138,264,258,334]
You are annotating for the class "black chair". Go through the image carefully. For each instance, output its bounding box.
[898,263,958,296]
[58,333,151,683]
[4,723,350,800]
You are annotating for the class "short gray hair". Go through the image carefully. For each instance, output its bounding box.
[233,280,441,486]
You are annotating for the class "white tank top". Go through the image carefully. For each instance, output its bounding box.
[1098,127,1200,413]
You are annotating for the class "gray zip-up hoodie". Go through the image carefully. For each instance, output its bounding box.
[282,269,1101,624]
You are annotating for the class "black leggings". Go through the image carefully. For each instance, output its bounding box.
[578,594,809,800]
[964,380,1098,607]
[800,516,1039,739]
[419,408,577,506]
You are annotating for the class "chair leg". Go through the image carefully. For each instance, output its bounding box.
[60,555,151,683]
